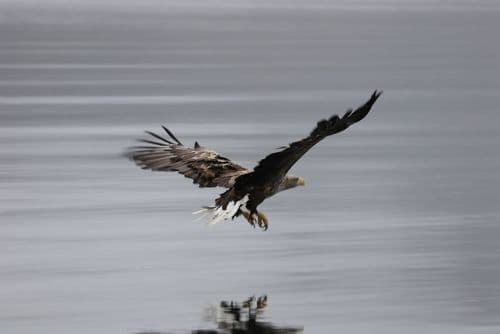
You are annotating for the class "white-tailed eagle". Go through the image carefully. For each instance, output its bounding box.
[127,90,382,230]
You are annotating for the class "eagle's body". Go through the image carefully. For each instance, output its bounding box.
[127,91,382,230]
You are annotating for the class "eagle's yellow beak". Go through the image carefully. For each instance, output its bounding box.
[297,177,305,186]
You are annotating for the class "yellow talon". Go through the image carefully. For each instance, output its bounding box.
[241,210,256,227]
[257,211,269,231]
[241,210,268,230]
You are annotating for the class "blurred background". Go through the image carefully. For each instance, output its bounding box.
[1,1,499,333]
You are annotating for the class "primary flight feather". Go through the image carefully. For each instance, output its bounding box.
[127,90,382,230]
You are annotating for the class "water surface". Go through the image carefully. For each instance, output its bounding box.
[1,1,499,333]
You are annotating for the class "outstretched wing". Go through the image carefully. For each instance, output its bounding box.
[238,90,382,187]
[127,126,249,188]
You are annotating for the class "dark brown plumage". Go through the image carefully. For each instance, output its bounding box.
[128,128,249,188]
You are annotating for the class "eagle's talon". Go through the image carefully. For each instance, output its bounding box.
[242,210,268,230]
[256,211,269,231]
[242,210,257,228]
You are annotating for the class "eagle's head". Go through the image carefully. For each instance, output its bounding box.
[278,175,305,192]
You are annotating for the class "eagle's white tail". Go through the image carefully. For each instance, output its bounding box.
[193,194,249,225]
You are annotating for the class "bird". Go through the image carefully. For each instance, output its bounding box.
[127,90,382,230]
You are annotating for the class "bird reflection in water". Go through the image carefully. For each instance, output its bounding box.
[135,295,303,334]
[196,295,303,334]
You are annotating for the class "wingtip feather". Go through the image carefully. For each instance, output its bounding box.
[372,89,383,101]
[145,130,174,145]
[162,126,183,145]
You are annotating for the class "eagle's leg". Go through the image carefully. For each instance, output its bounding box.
[241,210,257,228]
[241,209,268,230]
[256,211,269,231]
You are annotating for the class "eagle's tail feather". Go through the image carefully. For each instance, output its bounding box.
[193,195,249,225]
[192,206,216,221]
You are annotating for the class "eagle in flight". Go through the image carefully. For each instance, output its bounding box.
[127,91,382,230]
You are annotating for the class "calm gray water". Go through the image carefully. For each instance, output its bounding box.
[1,1,500,333]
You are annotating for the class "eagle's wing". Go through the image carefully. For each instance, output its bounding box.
[127,126,249,188]
[240,90,382,186]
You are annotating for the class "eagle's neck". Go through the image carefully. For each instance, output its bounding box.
[277,175,299,193]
